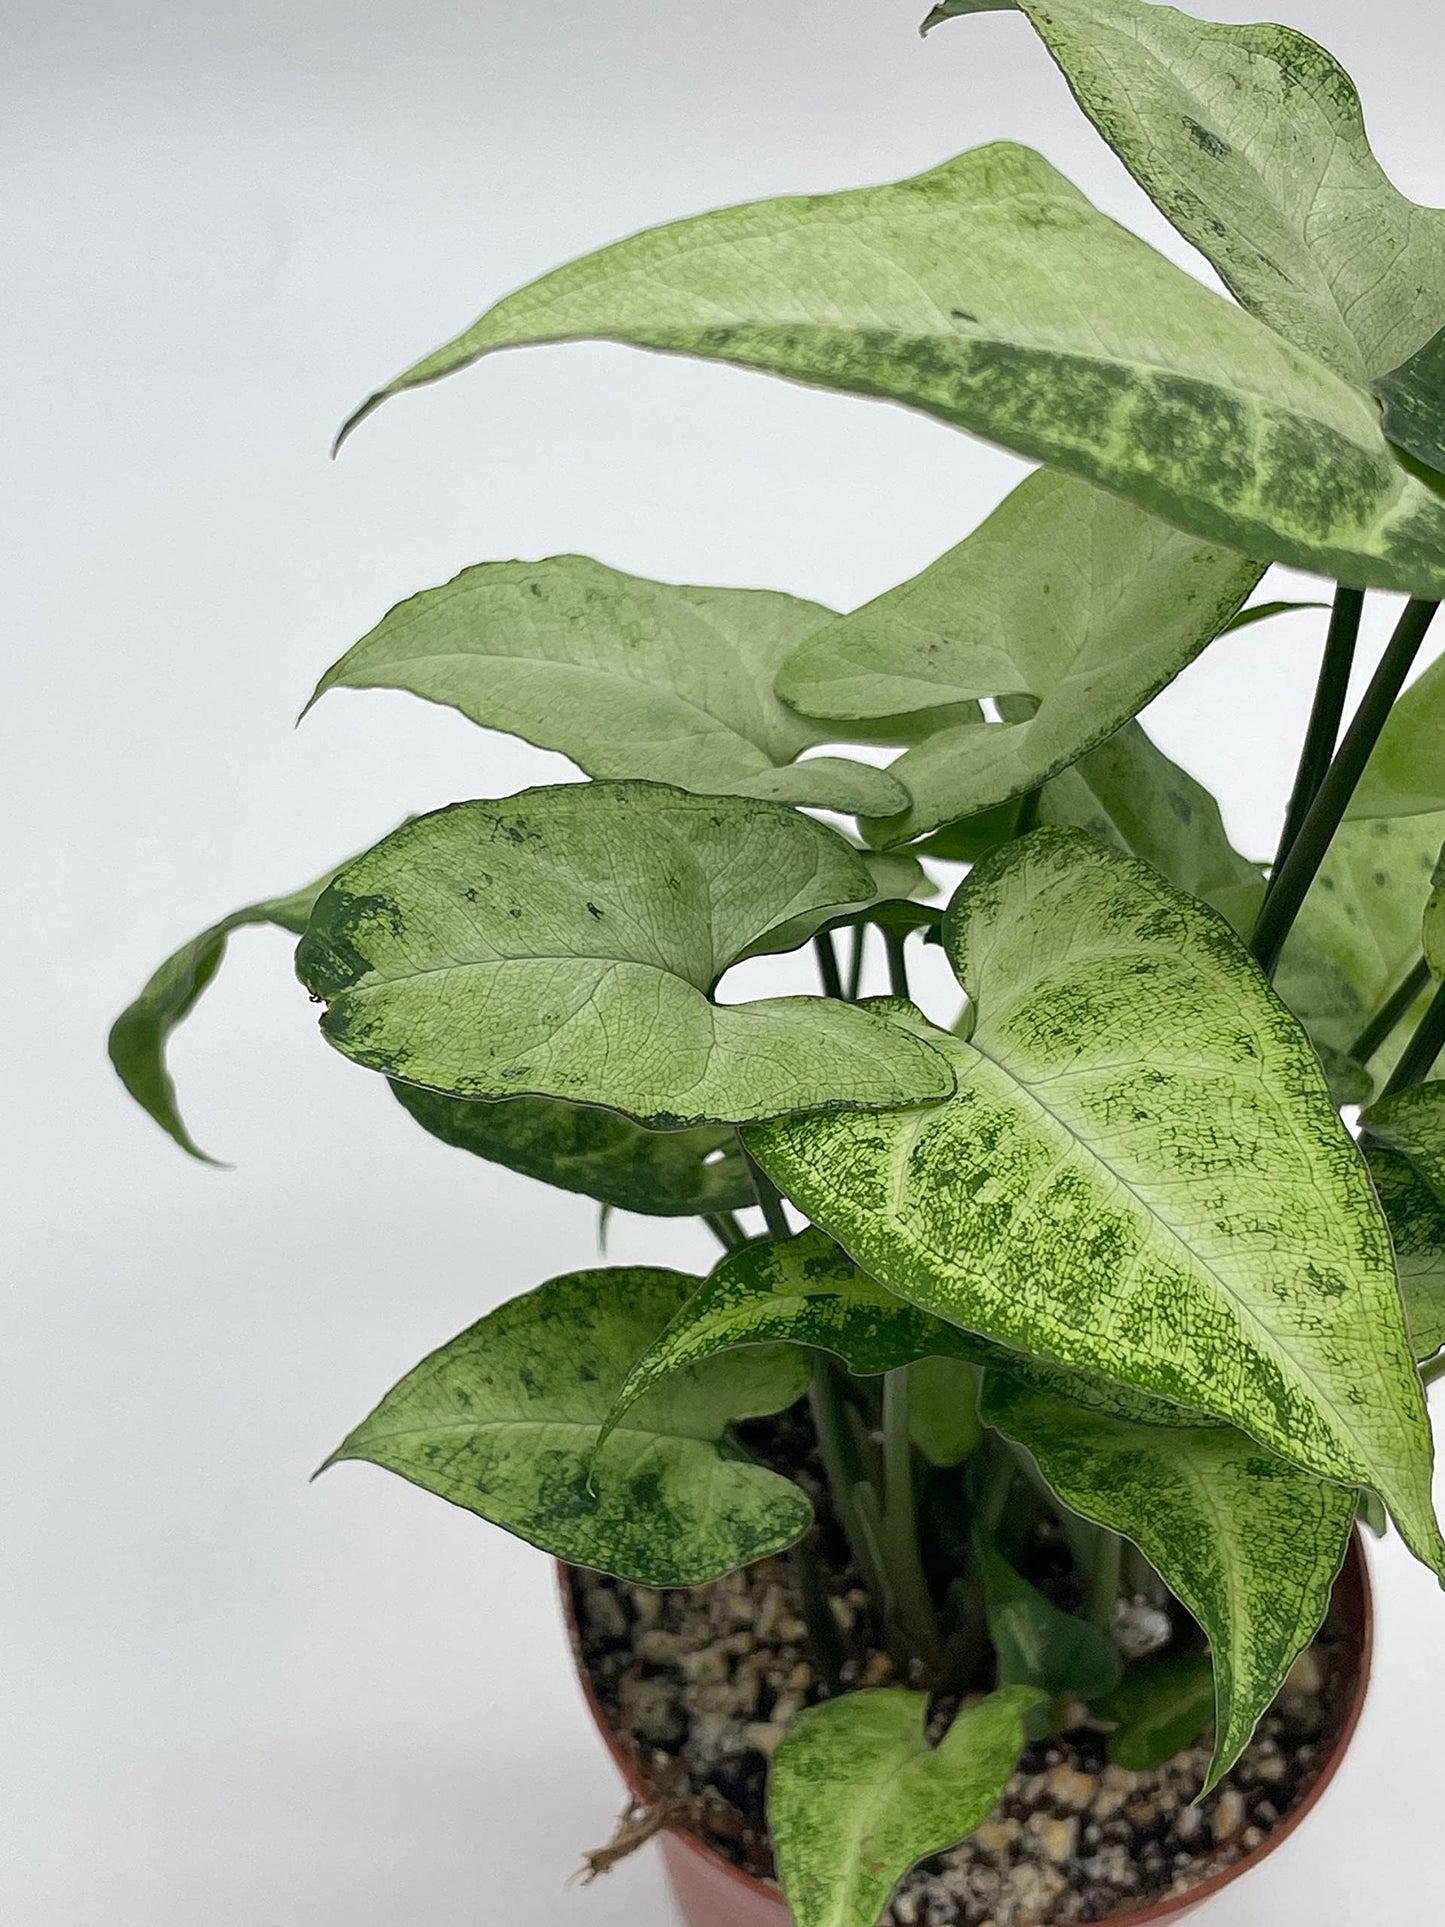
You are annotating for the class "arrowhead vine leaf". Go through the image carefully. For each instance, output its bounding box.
[307,556,906,817]
[339,143,1445,595]
[109,852,367,1160]
[323,1267,812,1585]
[982,1377,1355,1790]
[295,782,955,1127]
[974,1536,1122,1701]
[768,1686,1040,1927]
[925,0,1445,384]
[776,469,1261,838]
[746,829,1444,1573]
[1363,1148,1445,1364]
[1347,655,1445,820]
[1375,326,1445,486]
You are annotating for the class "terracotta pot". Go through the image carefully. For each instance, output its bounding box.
[561,1532,1372,1927]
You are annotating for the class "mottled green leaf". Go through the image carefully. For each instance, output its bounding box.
[777,470,1261,838]
[295,782,954,1128]
[1364,1147,1445,1363]
[322,1266,811,1585]
[984,1377,1355,1788]
[603,1229,990,1443]
[1347,654,1445,822]
[110,856,356,1161]
[307,555,905,816]
[976,1537,1122,1701]
[1095,1652,1216,1772]
[389,1083,753,1216]
[1276,813,1445,1081]
[341,143,1445,596]
[768,1686,1039,1927]
[907,1356,983,1466]
[1375,325,1445,485]
[927,0,1445,384]
[1365,1084,1445,1208]
[741,848,933,964]
[746,829,1444,1572]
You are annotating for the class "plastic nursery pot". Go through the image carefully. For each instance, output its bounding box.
[560,1534,1372,1927]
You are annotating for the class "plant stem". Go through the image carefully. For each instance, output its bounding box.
[741,1140,791,1242]
[881,1366,944,1673]
[846,925,866,1001]
[808,1356,891,1610]
[1380,976,1445,1098]
[1251,597,1440,976]
[885,927,910,999]
[975,1444,1015,1539]
[1270,585,1364,876]
[813,929,844,1000]
[1086,1529,1123,1635]
[1348,956,1432,1066]
[1421,1353,1445,1388]
[788,1535,846,1696]
[702,1210,748,1252]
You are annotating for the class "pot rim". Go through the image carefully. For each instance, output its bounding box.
[559,1528,1373,1927]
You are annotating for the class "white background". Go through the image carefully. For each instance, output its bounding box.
[5,1,1444,1921]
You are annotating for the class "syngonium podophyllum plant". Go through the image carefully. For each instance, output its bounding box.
[111,4,1445,1922]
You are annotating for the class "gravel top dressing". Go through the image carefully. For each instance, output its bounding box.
[572,1410,1355,1926]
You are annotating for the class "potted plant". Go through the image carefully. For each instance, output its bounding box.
[111,1,1445,1921]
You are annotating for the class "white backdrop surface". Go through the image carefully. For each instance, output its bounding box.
[5,1,1444,1922]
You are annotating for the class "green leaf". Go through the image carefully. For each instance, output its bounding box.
[1375,325,1445,485]
[777,470,1261,838]
[1364,1083,1445,1208]
[907,1356,983,1466]
[768,1686,1039,1927]
[341,143,1445,597]
[322,1266,811,1585]
[983,1377,1355,1789]
[295,782,955,1128]
[745,828,1444,1573]
[928,0,1445,385]
[1275,813,1445,1078]
[975,1537,1122,1701]
[1364,1147,1445,1363]
[388,1084,754,1216]
[307,555,905,817]
[603,1229,991,1445]
[1094,1652,1216,1772]
[1348,655,1445,822]
[109,857,355,1161]
[740,848,933,964]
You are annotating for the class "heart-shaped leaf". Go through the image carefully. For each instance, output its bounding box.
[983,1377,1355,1790]
[389,1083,754,1216]
[341,143,1445,596]
[768,1685,1039,1927]
[926,0,1445,385]
[975,1536,1122,1702]
[295,782,955,1128]
[777,470,1261,837]
[306,555,905,817]
[745,829,1444,1574]
[322,1266,811,1585]
[109,850,365,1161]
[1094,1652,1216,1772]
[1364,1147,1445,1364]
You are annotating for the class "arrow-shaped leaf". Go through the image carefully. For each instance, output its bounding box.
[777,469,1261,837]
[1364,1147,1445,1365]
[982,1376,1355,1790]
[745,829,1444,1574]
[925,0,1445,385]
[341,143,1445,596]
[322,1266,811,1585]
[768,1686,1039,1927]
[295,782,955,1128]
[307,555,905,817]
